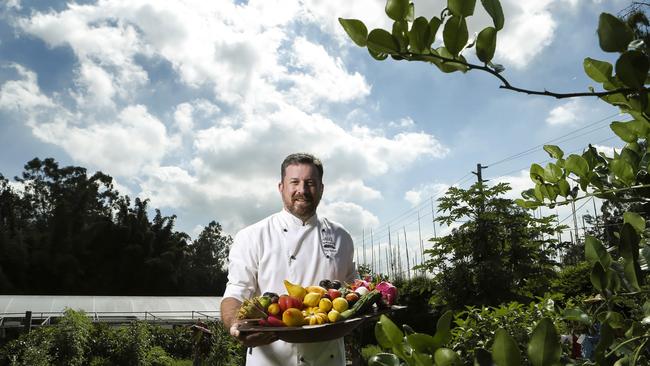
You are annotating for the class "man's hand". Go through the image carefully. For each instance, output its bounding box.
[229,321,279,347]
[221,297,278,347]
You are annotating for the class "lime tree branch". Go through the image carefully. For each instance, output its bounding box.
[408,53,641,99]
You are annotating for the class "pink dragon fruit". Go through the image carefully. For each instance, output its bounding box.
[375,281,398,306]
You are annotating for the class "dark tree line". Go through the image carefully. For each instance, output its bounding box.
[0,158,231,296]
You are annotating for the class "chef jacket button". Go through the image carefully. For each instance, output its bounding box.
[283,228,287,232]
[330,354,334,358]
[299,356,305,362]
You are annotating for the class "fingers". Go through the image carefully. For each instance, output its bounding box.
[240,331,279,348]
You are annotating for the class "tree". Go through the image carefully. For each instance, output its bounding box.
[0,158,232,296]
[421,182,561,308]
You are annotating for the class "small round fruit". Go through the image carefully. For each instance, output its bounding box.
[434,348,461,366]
[319,279,333,289]
[282,308,305,327]
[318,298,333,312]
[327,309,342,323]
[332,297,348,313]
[303,292,321,308]
[345,292,360,305]
[267,303,281,316]
[330,280,342,289]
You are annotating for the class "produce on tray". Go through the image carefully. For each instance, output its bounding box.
[237,278,398,327]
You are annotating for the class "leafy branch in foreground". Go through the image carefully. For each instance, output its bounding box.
[339,0,650,100]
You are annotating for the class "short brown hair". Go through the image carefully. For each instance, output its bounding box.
[281,153,323,180]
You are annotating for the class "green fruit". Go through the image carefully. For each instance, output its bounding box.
[257,296,271,310]
[434,348,461,366]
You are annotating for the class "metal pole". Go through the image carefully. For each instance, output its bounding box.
[370,228,375,274]
[388,225,393,278]
[361,228,368,265]
[403,227,411,279]
[431,197,437,238]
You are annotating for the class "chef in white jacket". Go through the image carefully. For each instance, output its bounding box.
[221,153,356,366]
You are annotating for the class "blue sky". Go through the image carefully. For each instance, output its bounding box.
[0,0,631,270]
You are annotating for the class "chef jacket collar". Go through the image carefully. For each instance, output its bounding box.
[280,208,318,227]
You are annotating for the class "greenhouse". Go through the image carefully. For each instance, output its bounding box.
[0,295,222,331]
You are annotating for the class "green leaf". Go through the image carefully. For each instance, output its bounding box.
[481,0,504,30]
[611,121,638,143]
[565,154,589,178]
[376,314,403,348]
[583,58,613,83]
[527,318,561,366]
[543,145,564,159]
[392,20,409,52]
[615,50,650,89]
[432,47,469,73]
[543,163,562,183]
[413,351,434,366]
[476,27,497,63]
[432,310,453,348]
[585,236,612,268]
[407,2,415,22]
[375,321,393,348]
[515,199,541,210]
[368,47,388,61]
[448,0,476,17]
[443,15,468,56]
[610,158,635,185]
[385,0,410,21]
[434,348,461,366]
[406,333,436,353]
[562,308,592,326]
[590,262,608,292]
[428,17,442,48]
[368,353,401,366]
[338,18,368,47]
[620,224,641,291]
[367,29,400,54]
[623,211,645,233]
[492,329,521,366]
[558,179,570,197]
[409,17,430,53]
[597,13,634,53]
[598,311,626,329]
[594,323,614,365]
[530,164,545,184]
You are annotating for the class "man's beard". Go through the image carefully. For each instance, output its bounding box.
[287,195,318,219]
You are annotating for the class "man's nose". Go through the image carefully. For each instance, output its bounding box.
[295,181,306,193]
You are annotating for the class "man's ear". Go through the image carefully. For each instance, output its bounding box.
[278,181,283,193]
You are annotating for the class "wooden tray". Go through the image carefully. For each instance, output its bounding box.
[238,306,405,343]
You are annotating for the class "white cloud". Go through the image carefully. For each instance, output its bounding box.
[30,105,174,176]
[491,170,535,200]
[405,183,450,207]
[546,99,585,125]
[3,1,454,235]
[389,117,415,128]
[318,201,380,238]
[327,179,382,202]
[285,37,371,110]
[0,64,54,110]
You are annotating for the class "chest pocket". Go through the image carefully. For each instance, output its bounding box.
[319,219,338,258]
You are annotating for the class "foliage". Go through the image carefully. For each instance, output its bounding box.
[450,296,567,365]
[0,157,231,296]
[0,309,243,366]
[549,261,593,300]
[419,182,561,308]
[53,308,93,366]
[340,0,650,364]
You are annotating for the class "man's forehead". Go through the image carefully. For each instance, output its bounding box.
[284,163,320,178]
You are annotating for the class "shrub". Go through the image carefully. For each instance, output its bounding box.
[52,308,93,366]
[0,327,55,366]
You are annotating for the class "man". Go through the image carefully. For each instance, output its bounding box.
[221,153,356,365]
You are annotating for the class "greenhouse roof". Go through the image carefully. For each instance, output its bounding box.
[0,295,222,326]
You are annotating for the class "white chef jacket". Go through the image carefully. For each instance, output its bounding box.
[223,209,356,366]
